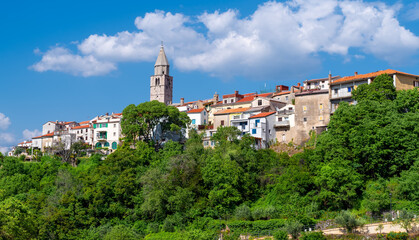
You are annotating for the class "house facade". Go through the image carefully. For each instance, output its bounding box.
[93,113,122,152]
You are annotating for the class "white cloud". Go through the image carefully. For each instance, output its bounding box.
[404,3,419,21]
[0,113,11,130]
[22,129,42,140]
[0,133,14,143]
[31,0,419,79]
[0,146,10,155]
[31,47,116,77]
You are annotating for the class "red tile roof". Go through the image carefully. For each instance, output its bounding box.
[236,96,256,103]
[273,91,291,96]
[33,132,55,139]
[72,125,90,130]
[214,107,251,115]
[79,120,90,124]
[249,111,276,119]
[257,92,274,97]
[331,69,418,85]
[187,108,205,113]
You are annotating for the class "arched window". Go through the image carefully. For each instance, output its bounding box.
[155,78,160,85]
[104,142,110,147]
[112,142,117,150]
[95,142,102,148]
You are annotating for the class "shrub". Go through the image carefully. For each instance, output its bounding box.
[186,229,217,240]
[273,230,289,240]
[234,204,252,220]
[300,231,326,240]
[335,211,363,233]
[285,221,303,239]
[385,232,408,240]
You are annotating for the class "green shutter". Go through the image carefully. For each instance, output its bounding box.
[93,124,96,129]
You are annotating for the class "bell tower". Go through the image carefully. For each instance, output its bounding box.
[150,44,173,105]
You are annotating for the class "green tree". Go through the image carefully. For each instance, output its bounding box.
[0,197,38,239]
[335,211,364,233]
[121,100,190,147]
[352,74,396,102]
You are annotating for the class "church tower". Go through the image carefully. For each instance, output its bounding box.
[150,44,173,105]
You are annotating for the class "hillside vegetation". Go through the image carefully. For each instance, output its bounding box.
[0,75,417,239]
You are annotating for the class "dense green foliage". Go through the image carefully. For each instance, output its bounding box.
[0,81,417,239]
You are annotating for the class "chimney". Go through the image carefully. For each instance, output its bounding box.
[297,83,301,87]
[180,98,184,105]
[235,90,238,95]
[355,72,358,75]
[213,92,219,103]
[328,72,332,82]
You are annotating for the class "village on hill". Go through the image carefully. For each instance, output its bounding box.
[8,45,419,157]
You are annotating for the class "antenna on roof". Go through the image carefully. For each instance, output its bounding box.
[161,41,164,47]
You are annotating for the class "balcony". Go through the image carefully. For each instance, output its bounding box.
[330,92,352,100]
[277,109,294,115]
[97,132,107,140]
[274,120,290,127]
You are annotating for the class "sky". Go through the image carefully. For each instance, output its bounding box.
[1,0,419,153]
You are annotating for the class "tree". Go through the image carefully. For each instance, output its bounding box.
[0,197,38,239]
[393,210,417,233]
[210,126,241,146]
[121,100,190,148]
[352,74,396,102]
[335,211,364,233]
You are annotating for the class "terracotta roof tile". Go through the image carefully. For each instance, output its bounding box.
[71,125,90,130]
[273,91,291,96]
[187,108,205,113]
[236,96,256,103]
[331,69,418,85]
[249,111,276,119]
[214,107,251,115]
[79,120,90,124]
[257,92,274,97]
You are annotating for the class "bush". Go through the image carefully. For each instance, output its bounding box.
[385,232,408,240]
[300,231,326,240]
[144,231,184,240]
[186,229,218,240]
[285,221,303,239]
[234,204,252,220]
[335,211,363,233]
[103,225,140,240]
[273,230,289,240]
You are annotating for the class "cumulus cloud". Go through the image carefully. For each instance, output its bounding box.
[22,129,42,140]
[0,133,14,143]
[0,146,10,155]
[31,47,116,77]
[404,3,419,21]
[0,113,11,130]
[31,0,419,79]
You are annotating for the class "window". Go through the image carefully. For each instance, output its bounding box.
[95,142,102,148]
[114,124,116,128]
[204,141,208,146]
[192,119,196,124]
[303,117,307,122]
[113,132,116,136]
[319,103,323,110]
[303,106,307,111]
[348,86,352,92]
[252,129,256,134]
[230,99,234,103]
[203,111,206,115]
[255,119,260,127]
[258,100,262,106]
[85,136,88,140]
[285,96,289,101]
[104,142,110,147]
[278,117,282,121]
[224,100,227,103]
[334,89,338,94]
[414,81,419,87]
[221,120,224,126]
[319,116,324,121]
[204,119,206,124]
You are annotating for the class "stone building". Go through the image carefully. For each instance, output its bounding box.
[150,45,173,105]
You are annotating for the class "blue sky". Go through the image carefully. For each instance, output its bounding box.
[1,0,419,153]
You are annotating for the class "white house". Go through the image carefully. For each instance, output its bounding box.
[70,124,93,145]
[249,111,277,149]
[92,113,122,152]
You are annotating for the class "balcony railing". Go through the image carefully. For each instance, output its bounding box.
[274,120,290,127]
[277,109,294,115]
